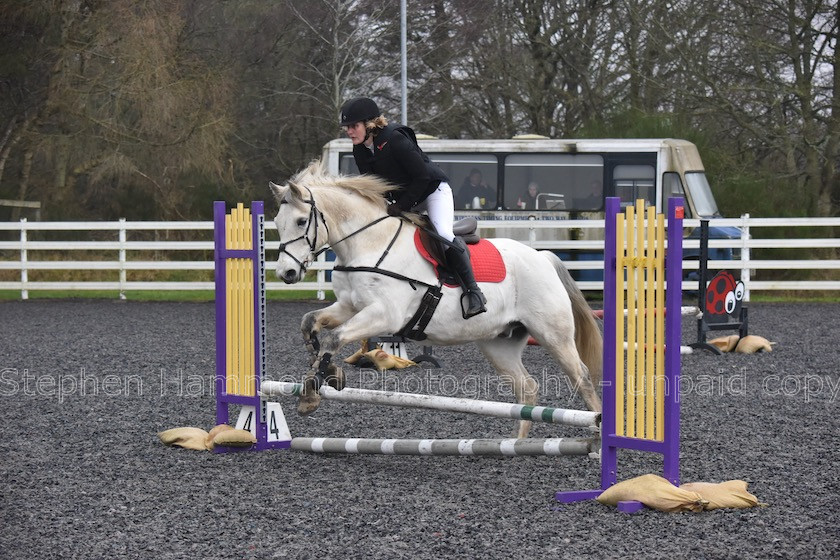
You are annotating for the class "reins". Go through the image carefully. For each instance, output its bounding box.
[277,189,437,289]
[312,215,390,260]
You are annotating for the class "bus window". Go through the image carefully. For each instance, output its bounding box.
[663,172,692,217]
[429,154,498,210]
[613,164,655,207]
[503,154,604,210]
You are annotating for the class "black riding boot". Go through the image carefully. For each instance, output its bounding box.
[445,238,487,319]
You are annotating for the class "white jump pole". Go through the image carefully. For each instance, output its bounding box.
[291,437,597,456]
[260,381,601,429]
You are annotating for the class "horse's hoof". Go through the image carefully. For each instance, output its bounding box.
[326,365,345,391]
[297,395,321,416]
[297,376,322,415]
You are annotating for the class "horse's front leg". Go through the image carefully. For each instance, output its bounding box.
[298,302,356,415]
[301,302,354,359]
[298,303,400,416]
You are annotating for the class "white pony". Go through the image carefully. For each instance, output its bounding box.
[270,161,602,438]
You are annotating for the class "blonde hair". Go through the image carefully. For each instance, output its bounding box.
[365,115,389,134]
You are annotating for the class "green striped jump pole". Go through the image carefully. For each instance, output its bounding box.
[259,381,600,429]
[291,437,598,456]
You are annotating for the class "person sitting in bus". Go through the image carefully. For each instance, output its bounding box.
[455,169,496,210]
[339,96,487,318]
[517,182,540,210]
[575,180,602,210]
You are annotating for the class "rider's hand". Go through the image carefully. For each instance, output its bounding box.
[386,203,403,217]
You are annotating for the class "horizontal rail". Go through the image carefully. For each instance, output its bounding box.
[2,216,839,231]
[2,214,838,298]
[290,437,597,456]
[745,280,840,290]
[0,241,213,251]
[0,261,214,271]
[5,258,835,272]
[0,281,216,291]
[5,279,834,293]
[259,381,601,428]
[3,238,838,252]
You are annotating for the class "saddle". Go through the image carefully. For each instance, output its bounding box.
[413,216,505,288]
[416,216,480,267]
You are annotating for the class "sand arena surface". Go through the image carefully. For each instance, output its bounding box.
[2,300,838,559]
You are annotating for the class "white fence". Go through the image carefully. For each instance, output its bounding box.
[1,215,838,300]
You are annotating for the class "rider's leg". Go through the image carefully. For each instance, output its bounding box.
[418,182,456,242]
[444,238,487,318]
[417,183,486,318]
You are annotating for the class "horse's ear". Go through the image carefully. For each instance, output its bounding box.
[268,181,286,202]
[287,180,305,201]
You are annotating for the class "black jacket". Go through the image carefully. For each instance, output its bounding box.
[352,124,449,211]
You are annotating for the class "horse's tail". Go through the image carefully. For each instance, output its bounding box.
[539,251,603,384]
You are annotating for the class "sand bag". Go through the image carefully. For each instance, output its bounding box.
[346,340,417,370]
[596,474,708,512]
[158,427,210,451]
[679,480,764,509]
[734,335,774,354]
[365,349,417,371]
[708,335,739,352]
[213,428,257,448]
[205,424,234,450]
[344,339,373,364]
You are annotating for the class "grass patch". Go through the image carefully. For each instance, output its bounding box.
[748,292,840,304]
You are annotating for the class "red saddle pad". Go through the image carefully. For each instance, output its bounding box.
[414,230,506,286]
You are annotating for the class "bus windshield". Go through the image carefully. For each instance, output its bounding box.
[685,172,720,217]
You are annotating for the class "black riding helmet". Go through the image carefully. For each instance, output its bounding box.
[340,97,381,126]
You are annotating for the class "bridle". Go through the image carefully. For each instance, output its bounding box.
[277,186,330,277]
[277,184,391,278]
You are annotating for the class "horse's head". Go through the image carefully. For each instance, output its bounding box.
[269,160,397,282]
[269,179,329,284]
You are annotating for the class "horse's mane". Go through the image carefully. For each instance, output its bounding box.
[290,160,392,210]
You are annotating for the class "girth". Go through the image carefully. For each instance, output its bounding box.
[395,284,443,341]
[397,217,480,339]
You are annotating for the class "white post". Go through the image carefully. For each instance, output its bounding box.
[528,215,536,246]
[317,251,326,301]
[20,217,28,300]
[119,218,127,300]
[740,213,750,302]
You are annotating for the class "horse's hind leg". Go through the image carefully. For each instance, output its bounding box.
[476,328,536,438]
[530,327,602,413]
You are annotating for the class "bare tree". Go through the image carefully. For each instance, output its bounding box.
[0,0,236,219]
[668,0,839,216]
[419,0,618,138]
[277,2,399,145]
[2,0,836,221]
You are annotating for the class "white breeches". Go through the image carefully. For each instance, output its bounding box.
[412,182,455,242]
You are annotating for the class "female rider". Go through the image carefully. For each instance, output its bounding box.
[339,97,486,318]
